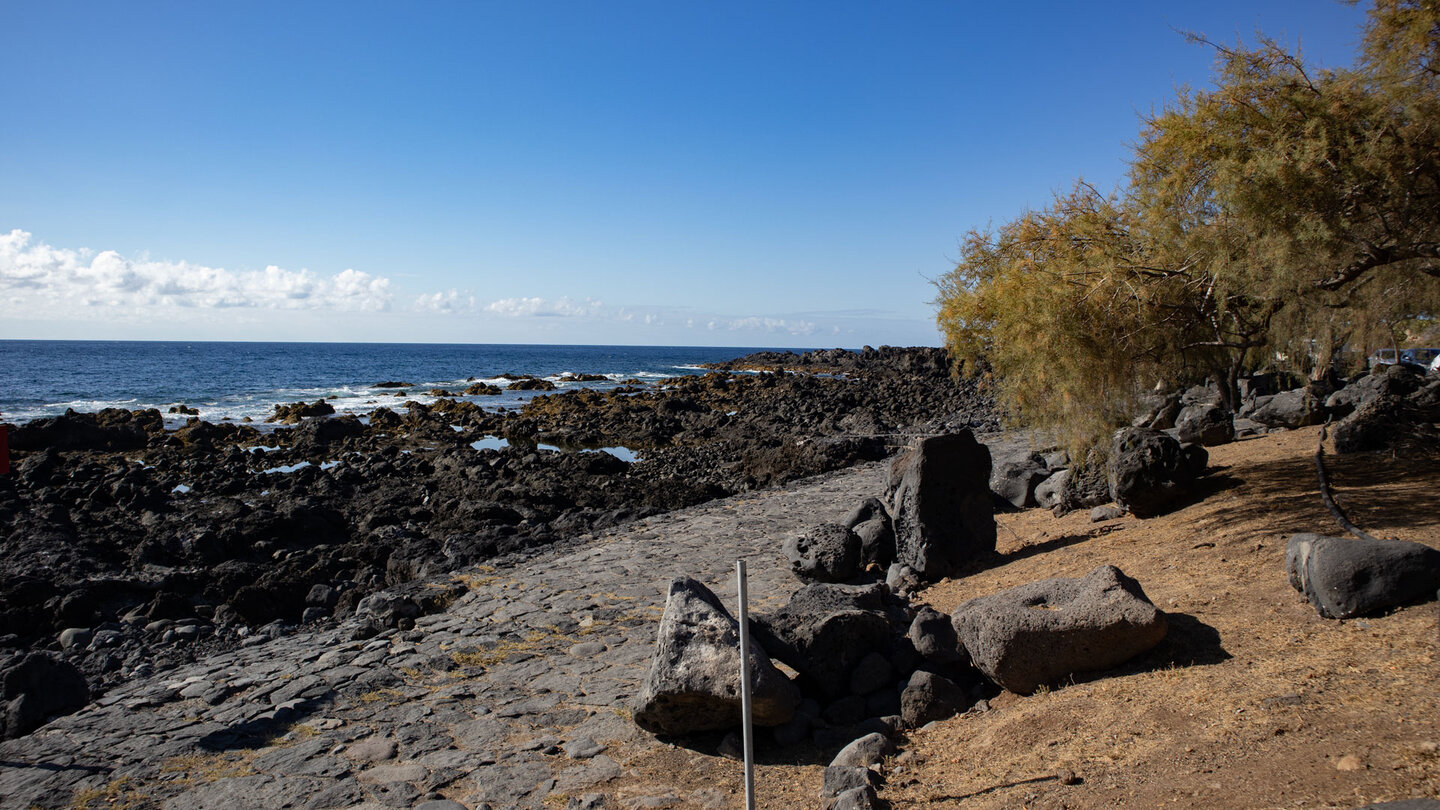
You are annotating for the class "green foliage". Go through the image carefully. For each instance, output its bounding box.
[936,0,1440,454]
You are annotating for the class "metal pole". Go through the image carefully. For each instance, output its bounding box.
[736,559,756,810]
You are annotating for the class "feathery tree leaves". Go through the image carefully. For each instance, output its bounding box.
[936,0,1440,453]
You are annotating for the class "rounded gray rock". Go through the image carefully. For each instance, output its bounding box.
[783,523,862,583]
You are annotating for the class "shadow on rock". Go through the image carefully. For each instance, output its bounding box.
[196,695,329,752]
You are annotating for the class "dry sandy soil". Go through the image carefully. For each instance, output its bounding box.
[608,426,1440,809]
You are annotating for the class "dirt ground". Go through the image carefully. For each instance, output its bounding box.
[886,425,1440,809]
[592,426,1438,809]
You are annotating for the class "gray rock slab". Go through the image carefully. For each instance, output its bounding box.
[345,737,399,764]
[0,462,891,810]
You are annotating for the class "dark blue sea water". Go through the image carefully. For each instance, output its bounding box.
[0,341,799,427]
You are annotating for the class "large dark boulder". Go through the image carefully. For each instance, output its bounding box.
[950,565,1168,695]
[885,432,995,581]
[2,651,89,739]
[292,415,367,447]
[1285,534,1440,619]
[783,524,862,583]
[1332,371,1440,454]
[1332,396,1412,453]
[1250,388,1326,429]
[1108,427,1201,518]
[1175,403,1235,447]
[754,582,902,700]
[907,607,965,667]
[633,577,799,734]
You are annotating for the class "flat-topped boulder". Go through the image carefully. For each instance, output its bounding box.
[950,565,1168,695]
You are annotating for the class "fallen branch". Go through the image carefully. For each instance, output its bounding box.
[1314,421,1380,542]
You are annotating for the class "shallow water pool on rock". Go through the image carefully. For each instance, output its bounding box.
[468,435,640,463]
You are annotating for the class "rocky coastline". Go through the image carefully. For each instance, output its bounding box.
[0,347,996,705]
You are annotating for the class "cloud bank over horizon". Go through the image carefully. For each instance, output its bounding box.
[0,229,937,346]
[0,229,393,313]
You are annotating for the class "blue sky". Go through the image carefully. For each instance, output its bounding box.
[1,1,1371,347]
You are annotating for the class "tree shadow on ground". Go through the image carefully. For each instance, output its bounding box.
[1199,447,1440,539]
[1157,469,1244,514]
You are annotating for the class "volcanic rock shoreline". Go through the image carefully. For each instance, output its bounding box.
[0,347,996,706]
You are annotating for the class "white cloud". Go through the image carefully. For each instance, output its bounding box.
[713,315,818,335]
[0,230,937,346]
[414,288,477,313]
[436,295,813,336]
[482,296,600,318]
[0,229,392,313]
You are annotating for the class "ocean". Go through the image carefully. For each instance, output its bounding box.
[0,340,800,428]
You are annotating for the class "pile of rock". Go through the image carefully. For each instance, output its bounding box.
[783,432,997,588]
[1135,363,1440,454]
[1327,364,1440,453]
[989,426,1208,520]
[632,430,1171,807]
[632,563,1168,807]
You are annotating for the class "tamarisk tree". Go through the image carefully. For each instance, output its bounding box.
[937,0,1440,453]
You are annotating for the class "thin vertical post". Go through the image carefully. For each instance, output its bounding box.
[736,559,756,810]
